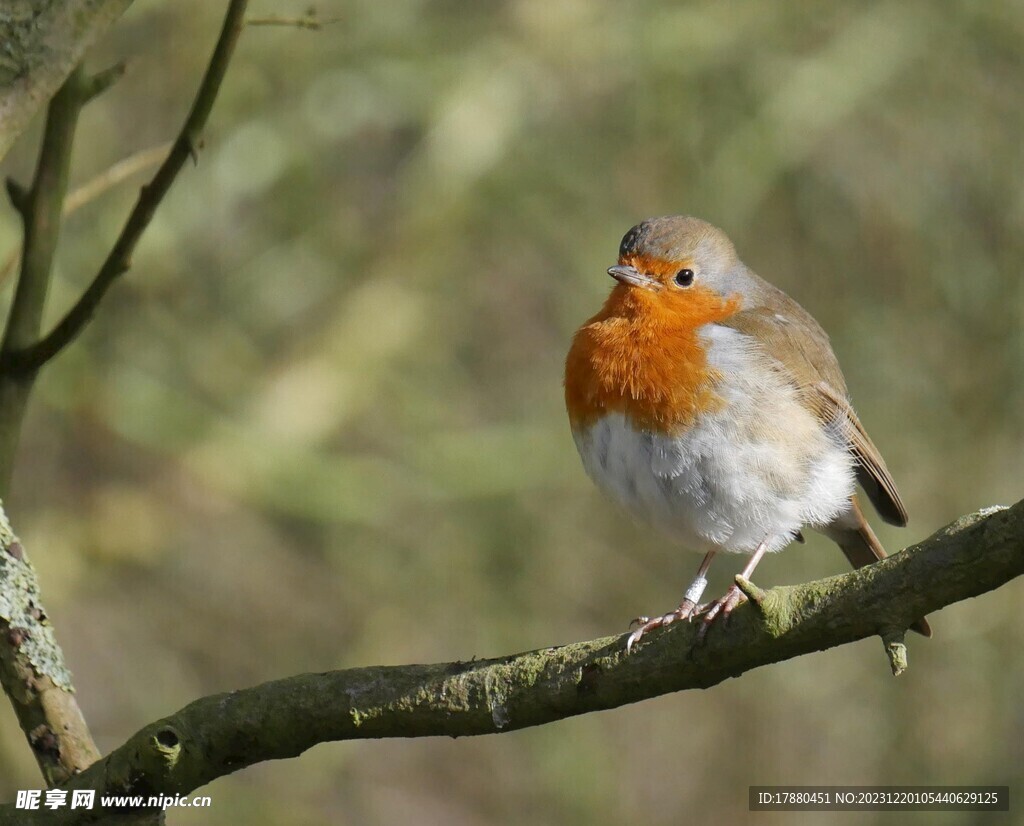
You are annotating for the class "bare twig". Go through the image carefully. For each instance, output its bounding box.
[247,14,340,30]
[0,143,173,287]
[1,68,86,353]
[0,66,92,498]
[64,143,172,215]
[4,179,30,215]
[6,500,1018,817]
[0,0,250,376]
[82,61,127,102]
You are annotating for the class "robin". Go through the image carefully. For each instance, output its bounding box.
[564,216,931,651]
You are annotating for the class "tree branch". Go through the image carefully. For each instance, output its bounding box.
[0,501,99,786]
[81,61,127,103]
[0,0,135,162]
[6,499,1016,817]
[0,0,249,377]
[0,64,91,498]
[1,66,87,351]
[0,143,173,289]
[0,1,249,799]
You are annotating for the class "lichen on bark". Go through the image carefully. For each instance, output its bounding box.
[0,0,135,161]
[0,506,74,690]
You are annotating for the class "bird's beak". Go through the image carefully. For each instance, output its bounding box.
[607,265,661,291]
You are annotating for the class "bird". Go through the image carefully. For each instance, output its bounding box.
[564,215,931,651]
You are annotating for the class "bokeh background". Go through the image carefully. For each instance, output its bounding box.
[1,1,1022,823]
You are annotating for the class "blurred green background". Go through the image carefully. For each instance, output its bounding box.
[1,0,1022,823]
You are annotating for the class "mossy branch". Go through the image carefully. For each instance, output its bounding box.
[6,500,1017,819]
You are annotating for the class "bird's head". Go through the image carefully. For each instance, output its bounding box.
[606,216,747,316]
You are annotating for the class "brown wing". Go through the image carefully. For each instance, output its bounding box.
[719,281,908,526]
[811,382,908,526]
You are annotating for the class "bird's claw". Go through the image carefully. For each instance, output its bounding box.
[625,599,701,652]
[696,585,747,643]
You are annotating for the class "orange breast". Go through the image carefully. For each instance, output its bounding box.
[564,284,740,434]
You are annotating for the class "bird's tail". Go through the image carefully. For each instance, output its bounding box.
[824,496,932,637]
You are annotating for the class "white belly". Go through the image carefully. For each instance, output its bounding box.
[571,325,855,554]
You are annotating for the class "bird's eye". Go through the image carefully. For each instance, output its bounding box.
[674,268,695,287]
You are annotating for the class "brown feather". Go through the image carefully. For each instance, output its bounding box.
[718,279,908,527]
[813,382,908,526]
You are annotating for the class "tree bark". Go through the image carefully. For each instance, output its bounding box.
[0,502,100,787]
[0,0,135,162]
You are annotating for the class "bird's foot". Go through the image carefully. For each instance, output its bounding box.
[696,585,748,642]
[625,599,702,652]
